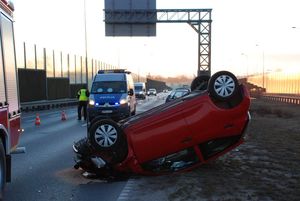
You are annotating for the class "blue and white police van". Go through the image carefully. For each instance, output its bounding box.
[88,69,137,121]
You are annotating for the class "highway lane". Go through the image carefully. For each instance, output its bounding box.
[4,93,168,201]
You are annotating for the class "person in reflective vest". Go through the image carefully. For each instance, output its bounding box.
[77,88,90,120]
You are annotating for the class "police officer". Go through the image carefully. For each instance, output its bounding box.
[77,87,90,120]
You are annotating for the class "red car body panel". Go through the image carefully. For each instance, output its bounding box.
[113,85,250,174]
[126,105,190,163]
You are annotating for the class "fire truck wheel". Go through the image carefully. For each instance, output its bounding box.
[0,140,6,199]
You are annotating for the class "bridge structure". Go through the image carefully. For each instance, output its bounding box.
[104,9,212,76]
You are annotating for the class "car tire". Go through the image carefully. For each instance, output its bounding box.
[0,140,6,200]
[88,119,125,152]
[191,75,211,91]
[208,71,239,101]
[87,116,109,132]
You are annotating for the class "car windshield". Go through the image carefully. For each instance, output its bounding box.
[135,85,143,91]
[172,90,189,98]
[91,81,126,94]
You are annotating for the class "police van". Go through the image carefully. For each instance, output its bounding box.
[88,69,137,121]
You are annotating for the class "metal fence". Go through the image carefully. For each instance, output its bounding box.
[262,93,300,105]
[16,42,117,90]
[247,71,300,94]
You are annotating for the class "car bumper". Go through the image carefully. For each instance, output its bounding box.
[88,106,130,121]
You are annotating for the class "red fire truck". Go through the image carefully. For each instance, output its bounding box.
[0,0,24,198]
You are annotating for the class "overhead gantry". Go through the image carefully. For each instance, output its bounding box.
[104,9,212,76]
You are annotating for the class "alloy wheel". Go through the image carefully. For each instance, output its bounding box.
[214,75,235,98]
[94,124,118,147]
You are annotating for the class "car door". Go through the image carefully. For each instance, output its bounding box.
[126,101,193,163]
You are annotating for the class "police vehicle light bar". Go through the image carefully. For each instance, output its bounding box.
[98,69,131,74]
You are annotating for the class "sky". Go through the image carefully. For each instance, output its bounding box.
[13,0,300,77]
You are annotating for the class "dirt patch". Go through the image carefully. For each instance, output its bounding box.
[55,168,110,185]
[128,99,300,201]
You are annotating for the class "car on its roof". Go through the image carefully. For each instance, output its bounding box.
[73,71,251,176]
[165,88,191,103]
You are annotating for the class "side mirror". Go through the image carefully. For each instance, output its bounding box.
[128,89,134,96]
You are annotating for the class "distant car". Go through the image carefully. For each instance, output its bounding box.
[165,88,190,103]
[134,82,146,99]
[73,71,251,176]
[147,88,157,96]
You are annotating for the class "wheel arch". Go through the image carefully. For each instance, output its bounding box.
[0,126,8,154]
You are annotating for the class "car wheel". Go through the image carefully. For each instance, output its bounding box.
[0,141,6,200]
[208,71,238,101]
[89,119,125,151]
[88,116,109,132]
[191,75,210,91]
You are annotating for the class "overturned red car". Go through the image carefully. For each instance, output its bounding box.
[73,71,251,175]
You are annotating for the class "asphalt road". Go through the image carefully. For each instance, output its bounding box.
[4,93,168,201]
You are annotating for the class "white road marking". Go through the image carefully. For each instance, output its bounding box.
[117,179,136,201]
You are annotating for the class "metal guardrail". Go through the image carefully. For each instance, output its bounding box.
[20,98,78,112]
[262,94,300,105]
